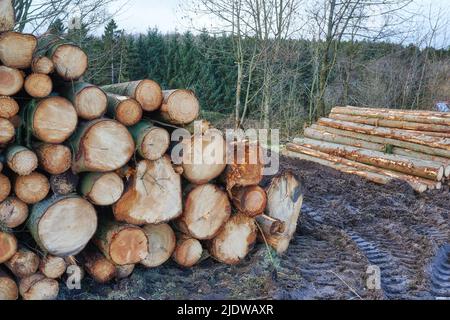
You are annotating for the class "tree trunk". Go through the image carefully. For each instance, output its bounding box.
[0,32,37,69]
[158,90,200,125]
[0,0,14,32]
[208,213,257,265]
[0,96,19,119]
[140,223,176,268]
[0,267,18,300]
[230,185,267,217]
[59,82,107,120]
[177,184,231,240]
[5,247,40,278]
[0,66,23,96]
[0,173,11,202]
[255,214,285,235]
[106,93,143,126]
[172,233,203,268]
[114,157,182,225]
[15,172,50,204]
[27,195,97,257]
[0,197,28,228]
[6,145,38,176]
[80,172,124,206]
[49,171,79,195]
[24,73,52,98]
[101,80,163,112]
[0,118,15,144]
[31,56,54,75]
[128,120,170,161]
[34,143,72,175]
[0,231,17,263]
[69,119,135,173]
[39,255,67,279]
[80,246,116,283]
[18,273,59,300]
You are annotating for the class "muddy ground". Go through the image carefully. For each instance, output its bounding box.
[59,156,450,300]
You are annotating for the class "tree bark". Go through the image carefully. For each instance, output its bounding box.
[0,267,18,300]
[172,233,203,268]
[0,173,11,202]
[0,118,15,144]
[34,143,72,175]
[0,0,14,32]
[0,32,37,69]
[39,255,67,279]
[0,96,19,119]
[80,172,124,206]
[106,93,143,126]
[15,172,50,204]
[128,120,170,160]
[59,82,107,120]
[230,185,267,217]
[157,90,200,125]
[49,171,79,195]
[140,223,176,268]
[18,273,59,300]
[6,145,38,176]
[24,73,52,98]
[0,231,17,263]
[0,66,23,96]
[5,247,40,278]
[80,246,116,283]
[31,56,54,75]
[0,197,28,228]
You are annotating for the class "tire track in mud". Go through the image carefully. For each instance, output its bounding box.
[430,245,450,299]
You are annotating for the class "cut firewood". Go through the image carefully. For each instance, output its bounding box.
[60,82,107,120]
[0,268,18,300]
[15,172,50,204]
[172,233,203,268]
[114,157,182,225]
[128,120,170,160]
[80,172,124,206]
[140,223,176,268]
[158,90,200,125]
[0,232,17,263]
[80,246,116,283]
[177,184,231,240]
[0,96,19,118]
[94,219,148,266]
[106,93,143,126]
[28,195,98,257]
[39,255,67,279]
[116,264,135,279]
[0,173,11,202]
[0,197,28,228]
[230,185,267,217]
[5,247,40,278]
[19,273,59,300]
[34,143,72,175]
[70,119,135,173]
[101,80,163,112]
[208,213,257,265]
[0,32,37,69]
[0,0,15,32]
[6,145,38,176]
[49,171,79,195]
[0,66,24,96]
[0,117,15,144]
[24,73,53,98]
[255,215,285,235]
[31,56,55,74]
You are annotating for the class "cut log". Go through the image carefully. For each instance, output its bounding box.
[39,255,67,279]
[0,197,28,228]
[172,233,203,268]
[230,186,267,217]
[34,143,72,175]
[0,0,15,32]
[294,138,445,181]
[101,80,163,112]
[60,82,107,120]
[0,117,15,144]
[0,232,17,263]
[140,223,176,268]
[15,172,50,204]
[208,213,257,265]
[0,66,24,96]
[70,119,135,173]
[28,195,97,257]
[49,171,79,195]
[5,247,40,278]
[0,268,18,300]
[31,56,54,74]
[0,32,37,69]
[177,184,231,240]
[106,93,142,126]
[114,157,182,225]
[0,96,19,118]
[0,173,11,202]
[116,264,135,279]
[19,273,59,300]
[129,120,170,160]
[80,172,124,206]
[159,90,200,125]
[94,219,148,265]
[6,145,38,176]
[27,97,78,144]
[81,246,116,283]
[255,215,285,235]
[24,73,53,98]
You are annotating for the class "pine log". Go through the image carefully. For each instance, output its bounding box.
[80,172,124,206]
[0,66,24,96]
[39,255,67,279]
[81,246,116,283]
[255,215,286,235]
[0,96,19,118]
[70,119,135,173]
[6,145,38,176]
[158,90,200,125]
[28,195,97,257]
[31,56,54,74]
[106,93,143,126]
[397,130,450,138]
[15,172,50,204]
[0,0,14,32]
[34,143,72,175]
[0,268,18,300]
[101,80,163,112]
[177,184,231,240]
[0,231,17,263]
[49,171,79,195]
[60,82,107,120]
[114,157,182,225]
[140,223,176,268]
[0,197,28,228]
[295,138,445,181]
[0,32,37,69]
[128,120,170,160]
[116,264,135,279]
[5,247,40,278]
[172,233,203,268]
[19,273,59,300]
[0,173,11,202]
[0,117,15,144]
[94,219,148,266]
[24,73,53,98]
[27,97,78,144]
[230,186,267,218]
[208,214,257,265]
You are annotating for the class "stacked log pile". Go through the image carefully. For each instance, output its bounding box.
[0,15,302,300]
[284,105,450,193]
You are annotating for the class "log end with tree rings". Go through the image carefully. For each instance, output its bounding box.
[28,196,98,257]
[51,44,88,80]
[231,185,267,217]
[180,184,231,240]
[0,66,24,96]
[15,172,50,204]
[0,0,15,32]
[75,85,108,120]
[35,143,72,175]
[0,118,15,144]
[81,247,117,283]
[31,97,78,144]
[0,197,29,228]
[0,32,37,69]
[5,247,40,278]
[162,90,200,124]
[0,232,17,264]
[6,146,38,176]
[81,172,124,206]
[0,96,19,118]
[0,269,18,300]
[19,273,59,300]
[39,255,67,279]
[0,173,11,202]
[140,126,170,160]
[24,73,53,98]
[31,56,55,74]
[113,96,143,126]
[135,79,163,111]
[172,234,203,268]
[140,223,176,268]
